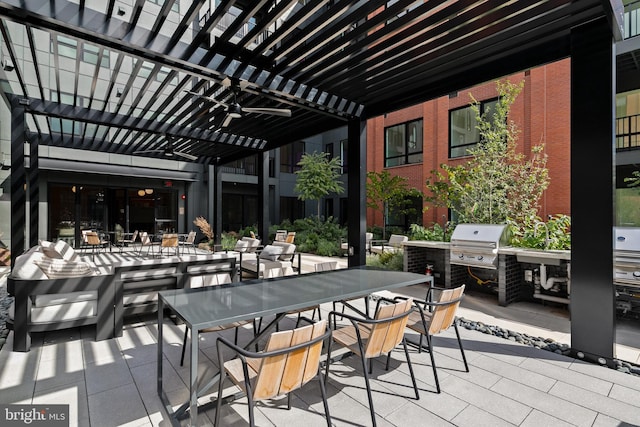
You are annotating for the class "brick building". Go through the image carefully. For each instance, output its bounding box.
[366,59,572,230]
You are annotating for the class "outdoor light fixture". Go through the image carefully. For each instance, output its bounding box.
[228,103,243,119]
[1,58,14,72]
[116,87,123,98]
[137,189,145,196]
[117,6,126,16]
[145,188,153,195]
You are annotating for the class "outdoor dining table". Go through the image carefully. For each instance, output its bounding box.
[156,266,428,426]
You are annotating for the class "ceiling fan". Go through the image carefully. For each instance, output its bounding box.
[133,136,197,161]
[185,78,291,128]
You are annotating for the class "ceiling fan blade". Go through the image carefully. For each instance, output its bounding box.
[174,151,198,161]
[184,90,228,109]
[242,107,292,117]
[222,114,234,127]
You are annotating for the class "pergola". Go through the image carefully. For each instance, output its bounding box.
[0,0,628,364]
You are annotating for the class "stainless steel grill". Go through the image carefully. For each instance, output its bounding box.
[614,227,640,288]
[450,224,510,270]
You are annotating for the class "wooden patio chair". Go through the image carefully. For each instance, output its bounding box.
[159,233,179,256]
[84,231,108,260]
[400,284,468,394]
[117,230,138,250]
[178,230,197,255]
[215,319,332,427]
[136,231,156,256]
[325,298,419,427]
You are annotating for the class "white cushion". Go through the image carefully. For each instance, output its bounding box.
[123,292,158,306]
[260,245,283,261]
[189,273,232,288]
[34,258,97,279]
[120,267,177,280]
[241,237,261,252]
[39,240,78,261]
[9,300,96,324]
[12,250,48,280]
[233,240,249,252]
[272,241,296,260]
[388,234,408,247]
[242,259,293,276]
[33,291,98,307]
[186,263,234,274]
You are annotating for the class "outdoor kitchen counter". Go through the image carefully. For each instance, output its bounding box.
[499,247,571,261]
[402,240,450,249]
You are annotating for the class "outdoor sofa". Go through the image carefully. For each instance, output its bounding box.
[370,234,409,254]
[7,240,236,352]
[239,241,301,278]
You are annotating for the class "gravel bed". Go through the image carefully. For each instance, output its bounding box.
[457,317,640,376]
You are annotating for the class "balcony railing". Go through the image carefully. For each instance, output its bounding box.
[624,0,640,39]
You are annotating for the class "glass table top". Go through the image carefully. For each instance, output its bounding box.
[159,267,428,330]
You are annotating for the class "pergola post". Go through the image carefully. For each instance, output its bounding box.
[347,117,367,267]
[212,164,222,244]
[10,99,26,267]
[570,17,616,363]
[258,151,270,242]
[28,132,38,248]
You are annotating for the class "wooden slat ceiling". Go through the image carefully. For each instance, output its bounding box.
[0,0,608,165]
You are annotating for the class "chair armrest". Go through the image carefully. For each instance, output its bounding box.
[369,239,388,246]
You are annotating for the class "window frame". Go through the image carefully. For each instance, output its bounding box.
[449,97,499,159]
[383,119,423,168]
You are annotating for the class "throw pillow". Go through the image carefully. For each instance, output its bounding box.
[40,239,79,261]
[34,258,97,279]
[234,239,249,252]
[12,250,48,280]
[260,245,283,261]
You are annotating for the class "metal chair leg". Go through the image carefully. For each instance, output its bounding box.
[215,371,225,426]
[359,351,377,427]
[454,321,470,372]
[402,338,420,400]
[426,334,440,393]
[318,372,332,427]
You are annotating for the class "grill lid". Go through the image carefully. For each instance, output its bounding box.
[614,227,640,252]
[450,224,510,269]
[450,224,510,246]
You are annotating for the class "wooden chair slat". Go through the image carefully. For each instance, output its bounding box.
[279,323,314,394]
[253,330,293,400]
[302,321,327,383]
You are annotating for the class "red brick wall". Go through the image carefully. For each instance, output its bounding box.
[366,59,571,229]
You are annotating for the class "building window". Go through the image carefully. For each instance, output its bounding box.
[280,141,305,173]
[386,195,423,231]
[449,98,499,158]
[280,196,304,222]
[384,119,423,167]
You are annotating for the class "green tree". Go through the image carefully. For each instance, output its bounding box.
[294,151,345,218]
[367,170,423,239]
[425,80,549,225]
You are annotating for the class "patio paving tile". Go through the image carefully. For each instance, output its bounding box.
[549,381,640,426]
[449,403,519,427]
[489,377,597,426]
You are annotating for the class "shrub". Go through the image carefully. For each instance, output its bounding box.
[220,232,238,250]
[316,239,340,257]
[366,250,404,271]
[408,223,453,242]
[509,214,571,250]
